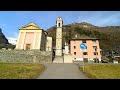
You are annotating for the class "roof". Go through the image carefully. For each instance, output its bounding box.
[56,16,62,21]
[19,22,42,30]
[71,37,100,40]
[44,31,48,35]
[19,22,48,36]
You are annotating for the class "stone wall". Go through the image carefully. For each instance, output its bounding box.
[0,49,52,63]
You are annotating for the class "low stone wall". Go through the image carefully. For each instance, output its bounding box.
[0,50,52,63]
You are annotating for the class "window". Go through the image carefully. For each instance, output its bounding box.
[92,40,96,43]
[74,52,76,55]
[94,52,98,55]
[58,23,60,27]
[74,46,76,49]
[82,40,86,43]
[83,52,88,55]
[93,46,97,51]
[93,46,97,49]
[74,58,76,59]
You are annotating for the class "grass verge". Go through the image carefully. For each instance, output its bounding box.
[80,64,120,79]
[0,63,45,79]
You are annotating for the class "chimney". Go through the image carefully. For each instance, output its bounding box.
[75,34,77,38]
[65,42,66,45]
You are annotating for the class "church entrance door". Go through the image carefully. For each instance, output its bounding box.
[26,44,31,50]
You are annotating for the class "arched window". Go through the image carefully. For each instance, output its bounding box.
[58,23,60,27]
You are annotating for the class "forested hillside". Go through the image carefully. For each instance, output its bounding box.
[46,22,120,50]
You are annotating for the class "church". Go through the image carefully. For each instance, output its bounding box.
[15,16,101,63]
[15,17,63,55]
[15,22,52,51]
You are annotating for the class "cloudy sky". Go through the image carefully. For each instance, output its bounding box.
[0,11,120,39]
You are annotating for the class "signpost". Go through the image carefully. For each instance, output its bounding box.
[80,43,86,72]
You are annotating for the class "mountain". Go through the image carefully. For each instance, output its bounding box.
[8,38,17,45]
[46,22,120,50]
[0,28,15,49]
[0,28,9,45]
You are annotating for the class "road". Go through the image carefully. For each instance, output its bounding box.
[37,63,89,79]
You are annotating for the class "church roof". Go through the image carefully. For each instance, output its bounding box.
[56,16,62,20]
[19,22,42,30]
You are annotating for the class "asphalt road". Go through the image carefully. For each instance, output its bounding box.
[37,63,89,79]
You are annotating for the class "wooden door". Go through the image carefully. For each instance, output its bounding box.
[26,44,31,50]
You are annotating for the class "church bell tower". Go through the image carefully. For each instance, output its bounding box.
[55,17,63,56]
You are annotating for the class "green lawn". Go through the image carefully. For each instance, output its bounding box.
[80,64,120,79]
[0,63,45,79]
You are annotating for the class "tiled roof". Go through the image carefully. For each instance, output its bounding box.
[71,36,100,40]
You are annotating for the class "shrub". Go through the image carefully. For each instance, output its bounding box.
[101,56,110,62]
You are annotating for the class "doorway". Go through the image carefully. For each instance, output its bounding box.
[84,58,88,62]
[26,44,31,50]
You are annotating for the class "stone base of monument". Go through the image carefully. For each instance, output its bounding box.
[53,56,63,63]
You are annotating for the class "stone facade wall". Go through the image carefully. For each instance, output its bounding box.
[46,36,53,51]
[0,50,52,63]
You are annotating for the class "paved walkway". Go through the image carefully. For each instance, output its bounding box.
[37,63,89,79]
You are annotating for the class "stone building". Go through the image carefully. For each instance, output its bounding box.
[15,22,52,51]
[55,17,63,56]
[46,36,53,51]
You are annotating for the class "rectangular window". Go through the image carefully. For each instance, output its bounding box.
[74,52,76,55]
[94,52,98,55]
[82,40,86,43]
[83,52,88,55]
[74,46,76,49]
[93,46,97,51]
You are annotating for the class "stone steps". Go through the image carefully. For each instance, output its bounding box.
[53,56,63,63]
[64,54,73,63]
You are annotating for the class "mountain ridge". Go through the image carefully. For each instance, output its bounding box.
[46,22,120,50]
[0,28,16,49]
[0,28,9,45]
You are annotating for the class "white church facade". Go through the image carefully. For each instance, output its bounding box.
[15,22,52,51]
[9,16,74,63]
